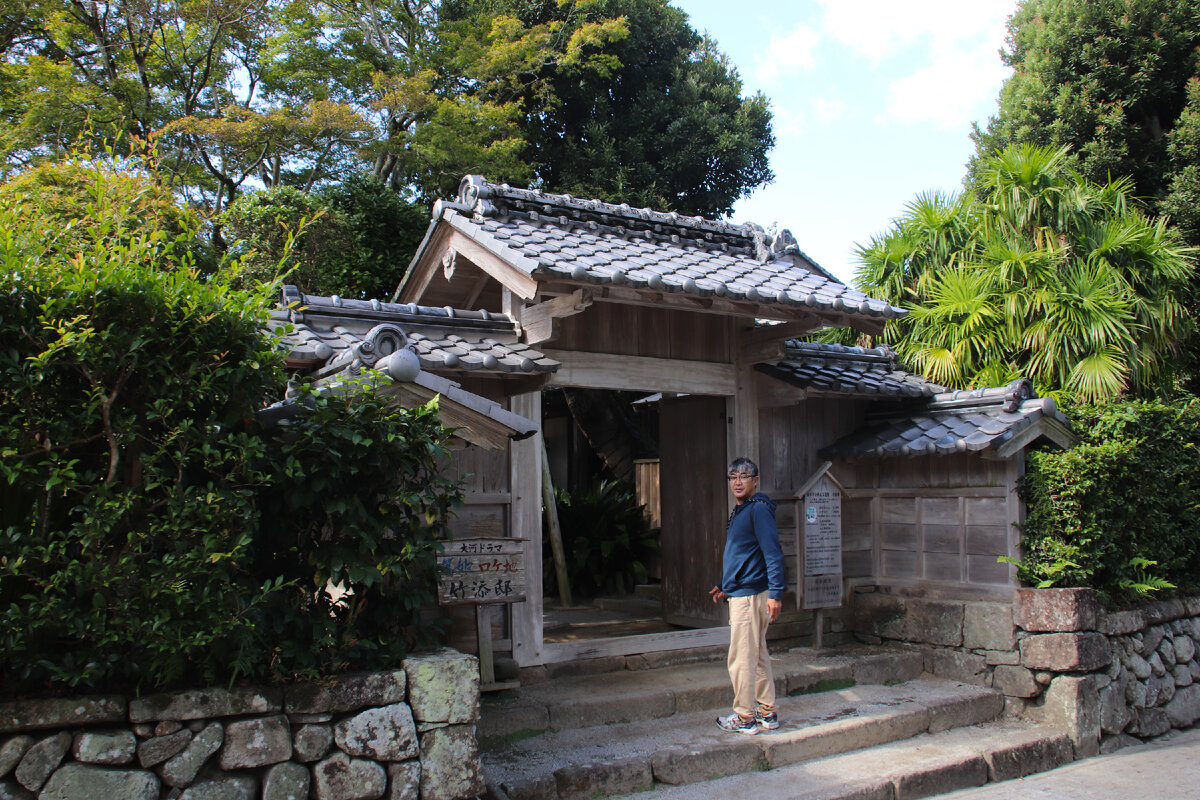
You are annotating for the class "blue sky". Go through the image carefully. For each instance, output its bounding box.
[670,0,1021,283]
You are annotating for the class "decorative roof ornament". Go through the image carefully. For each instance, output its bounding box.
[750,223,800,263]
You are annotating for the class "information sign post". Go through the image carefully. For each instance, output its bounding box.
[797,464,845,649]
[436,538,525,690]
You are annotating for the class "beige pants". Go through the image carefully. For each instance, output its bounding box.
[727,591,776,720]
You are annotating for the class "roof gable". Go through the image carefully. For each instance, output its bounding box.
[817,379,1077,460]
[398,176,905,332]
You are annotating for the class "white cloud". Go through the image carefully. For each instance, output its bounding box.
[878,45,1011,130]
[753,24,820,84]
[810,97,846,124]
[817,0,1013,63]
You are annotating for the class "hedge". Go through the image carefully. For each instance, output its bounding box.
[0,161,459,694]
[1018,398,1200,605]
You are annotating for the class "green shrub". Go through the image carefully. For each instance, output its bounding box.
[252,385,461,677]
[1017,399,1200,605]
[545,477,659,599]
[0,160,459,693]
[0,171,286,691]
[221,174,428,300]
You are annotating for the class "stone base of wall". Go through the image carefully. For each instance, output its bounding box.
[0,649,484,800]
[853,587,1200,756]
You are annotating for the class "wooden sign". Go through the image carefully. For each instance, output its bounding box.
[801,473,843,610]
[437,537,526,606]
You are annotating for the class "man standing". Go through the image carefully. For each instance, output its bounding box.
[710,457,785,735]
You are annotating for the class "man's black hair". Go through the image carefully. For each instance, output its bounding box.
[727,456,759,477]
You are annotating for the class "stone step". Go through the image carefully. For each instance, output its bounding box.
[480,645,925,742]
[609,720,1075,800]
[484,678,1008,800]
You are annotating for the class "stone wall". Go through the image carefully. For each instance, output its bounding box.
[853,587,1200,757]
[0,649,484,800]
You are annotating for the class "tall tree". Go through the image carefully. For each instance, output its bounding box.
[444,0,774,216]
[0,0,624,211]
[858,145,1195,402]
[969,0,1200,244]
[221,172,429,299]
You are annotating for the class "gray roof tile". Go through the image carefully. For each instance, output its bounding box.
[817,379,1073,460]
[429,176,906,322]
[758,341,946,399]
[271,287,559,377]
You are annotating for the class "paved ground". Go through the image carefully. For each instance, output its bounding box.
[939,727,1200,799]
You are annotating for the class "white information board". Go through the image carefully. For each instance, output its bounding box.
[802,473,843,609]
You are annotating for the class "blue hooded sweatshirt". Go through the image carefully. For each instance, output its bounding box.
[720,492,786,600]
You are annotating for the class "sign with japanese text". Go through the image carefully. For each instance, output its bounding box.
[437,537,526,606]
[802,474,843,609]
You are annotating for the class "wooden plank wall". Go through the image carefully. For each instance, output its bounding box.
[438,443,513,656]
[757,394,867,637]
[838,453,1018,593]
[634,459,661,528]
[552,303,732,363]
[760,390,1021,601]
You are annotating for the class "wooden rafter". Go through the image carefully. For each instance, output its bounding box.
[520,288,594,344]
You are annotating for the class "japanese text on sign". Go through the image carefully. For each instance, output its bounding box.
[802,474,843,609]
[437,538,526,606]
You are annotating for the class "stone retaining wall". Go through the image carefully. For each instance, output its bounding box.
[853,587,1200,756]
[0,649,484,800]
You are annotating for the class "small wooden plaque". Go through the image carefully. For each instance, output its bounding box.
[437,537,526,606]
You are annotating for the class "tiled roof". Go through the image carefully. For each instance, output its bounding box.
[757,341,947,398]
[414,176,905,322]
[271,287,559,376]
[817,379,1074,459]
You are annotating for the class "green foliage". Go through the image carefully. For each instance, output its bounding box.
[1015,398,1200,605]
[968,0,1200,389]
[855,144,1195,401]
[446,0,774,216]
[220,186,348,289]
[2,1,771,220]
[221,175,430,299]
[545,477,658,598]
[970,0,1200,228]
[251,385,461,677]
[0,163,287,691]
[318,174,431,299]
[0,160,460,693]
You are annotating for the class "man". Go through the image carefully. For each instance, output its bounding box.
[709,456,785,735]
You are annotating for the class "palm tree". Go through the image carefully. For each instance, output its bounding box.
[855,144,1195,402]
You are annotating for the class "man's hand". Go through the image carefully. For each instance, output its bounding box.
[767,598,782,622]
[709,586,727,604]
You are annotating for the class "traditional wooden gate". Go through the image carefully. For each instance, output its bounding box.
[659,395,729,628]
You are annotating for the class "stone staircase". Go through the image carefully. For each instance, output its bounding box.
[479,646,1077,800]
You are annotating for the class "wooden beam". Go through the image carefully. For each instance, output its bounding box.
[730,316,761,466]
[990,416,1078,460]
[463,272,491,310]
[536,280,885,331]
[741,319,826,348]
[509,393,543,667]
[398,222,540,304]
[396,224,451,304]
[377,371,538,450]
[520,288,594,344]
[540,349,736,394]
[541,438,572,607]
[443,228,540,300]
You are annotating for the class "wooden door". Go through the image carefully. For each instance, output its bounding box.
[660,395,729,627]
